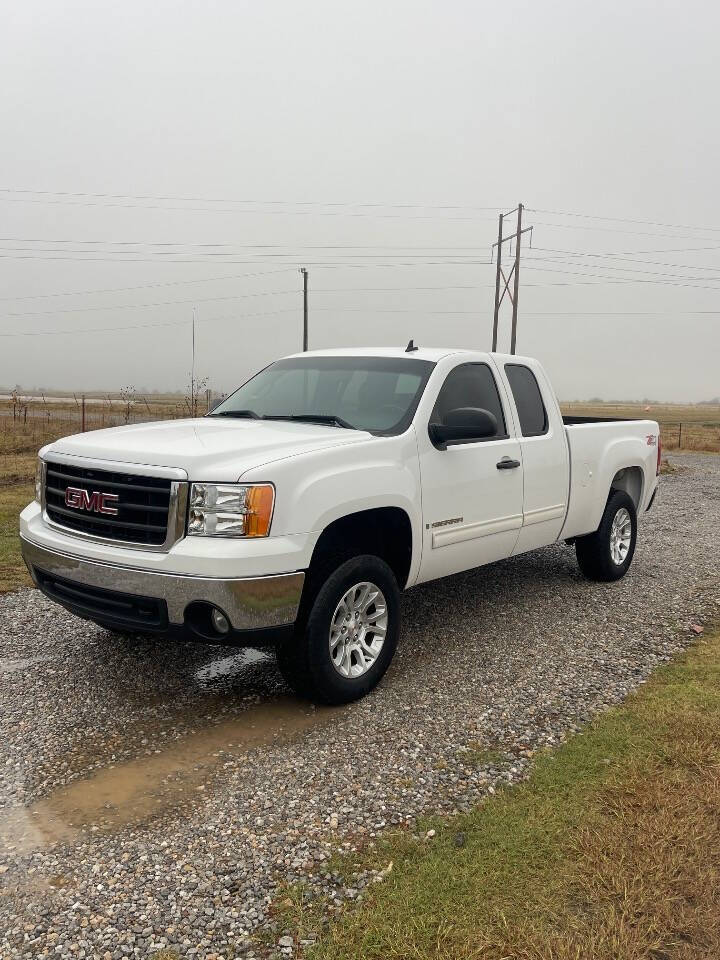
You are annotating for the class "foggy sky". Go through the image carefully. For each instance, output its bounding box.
[1,0,719,402]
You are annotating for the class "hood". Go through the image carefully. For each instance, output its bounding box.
[46,417,369,481]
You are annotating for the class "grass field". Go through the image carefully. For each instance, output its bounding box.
[271,627,720,960]
[561,401,720,451]
[2,397,719,454]
[0,445,34,592]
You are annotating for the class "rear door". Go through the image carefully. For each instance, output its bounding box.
[416,361,524,583]
[499,361,569,554]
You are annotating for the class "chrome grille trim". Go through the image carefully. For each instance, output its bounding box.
[40,453,188,552]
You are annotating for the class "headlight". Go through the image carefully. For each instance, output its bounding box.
[35,458,45,504]
[187,483,274,538]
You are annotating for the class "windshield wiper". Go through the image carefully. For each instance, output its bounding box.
[208,409,260,419]
[265,413,356,430]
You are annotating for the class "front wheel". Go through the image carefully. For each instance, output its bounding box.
[277,555,400,704]
[576,490,637,582]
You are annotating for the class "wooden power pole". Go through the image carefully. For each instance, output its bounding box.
[491,203,533,354]
[300,267,309,351]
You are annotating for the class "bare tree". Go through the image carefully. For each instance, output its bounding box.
[11,389,31,424]
[120,385,136,424]
[183,375,209,418]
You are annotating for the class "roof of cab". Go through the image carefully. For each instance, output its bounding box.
[283,345,473,362]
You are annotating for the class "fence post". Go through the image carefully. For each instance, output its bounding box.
[81,394,86,432]
[678,423,682,449]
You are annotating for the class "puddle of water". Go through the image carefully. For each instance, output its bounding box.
[0,656,54,676]
[194,649,269,686]
[0,806,78,854]
[0,696,340,855]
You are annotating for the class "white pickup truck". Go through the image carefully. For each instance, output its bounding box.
[20,346,660,703]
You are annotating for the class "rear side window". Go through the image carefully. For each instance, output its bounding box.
[505,364,548,436]
[431,363,507,438]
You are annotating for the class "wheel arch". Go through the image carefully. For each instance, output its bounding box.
[307,506,414,589]
[609,464,644,512]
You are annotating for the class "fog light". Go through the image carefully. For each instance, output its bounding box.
[211,608,230,635]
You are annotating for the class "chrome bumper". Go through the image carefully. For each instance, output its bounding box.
[20,536,305,631]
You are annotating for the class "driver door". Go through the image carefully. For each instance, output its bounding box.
[416,362,524,583]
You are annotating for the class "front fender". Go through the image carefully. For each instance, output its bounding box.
[239,431,423,584]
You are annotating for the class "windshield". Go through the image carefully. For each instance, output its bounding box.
[210,356,435,435]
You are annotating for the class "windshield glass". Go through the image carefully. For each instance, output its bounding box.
[210,356,435,435]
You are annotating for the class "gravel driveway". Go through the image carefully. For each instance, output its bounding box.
[1,452,719,959]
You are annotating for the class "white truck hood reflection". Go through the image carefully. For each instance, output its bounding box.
[46,416,369,481]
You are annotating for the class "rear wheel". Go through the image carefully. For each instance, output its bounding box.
[277,555,400,704]
[576,490,637,582]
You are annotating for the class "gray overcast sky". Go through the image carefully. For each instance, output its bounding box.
[1,0,719,401]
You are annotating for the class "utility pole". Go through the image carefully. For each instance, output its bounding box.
[299,267,309,351]
[491,203,533,354]
[191,307,196,416]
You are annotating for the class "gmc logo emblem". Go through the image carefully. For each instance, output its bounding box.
[65,486,119,515]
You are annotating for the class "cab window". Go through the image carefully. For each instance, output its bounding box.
[430,363,507,439]
[504,364,548,437]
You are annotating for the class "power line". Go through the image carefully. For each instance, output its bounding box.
[6,186,720,239]
[0,186,506,212]
[0,308,298,338]
[5,242,720,304]
[531,220,720,243]
[7,243,720,281]
[523,255,720,284]
[5,187,720,235]
[0,253,491,266]
[521,262,720,292]
[5,186,720,236]
[530,245,720,272]
[2,288,298,318]
[0,195,498,222]
[530,207,720,235]
[0,277,665,323]
[0,267,296,303]
[522,309,720,315]
[0,237,488,250]
[0,246,492,260]
[7,238,720,276]
[3,265,719,324]
[4,305,720,338]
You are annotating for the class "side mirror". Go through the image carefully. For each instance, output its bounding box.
[429,406,498,450]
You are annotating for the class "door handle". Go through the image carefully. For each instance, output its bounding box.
[496,457,521,470]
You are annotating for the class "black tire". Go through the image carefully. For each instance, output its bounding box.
[576,490,637,582]
[277,555,400,705]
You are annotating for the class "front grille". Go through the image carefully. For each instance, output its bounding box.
[34,567,168,630]
[44,460,173,546]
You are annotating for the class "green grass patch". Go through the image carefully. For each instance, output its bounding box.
[284,629,720,960]
[0,481,33,593]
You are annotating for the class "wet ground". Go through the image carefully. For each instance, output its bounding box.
[1,453,719,959]
[0,642,340,855]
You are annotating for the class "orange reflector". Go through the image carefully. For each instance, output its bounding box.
[245,485,275,537]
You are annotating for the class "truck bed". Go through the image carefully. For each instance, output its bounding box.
[560,416,659,541]
[563,415,638,425]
